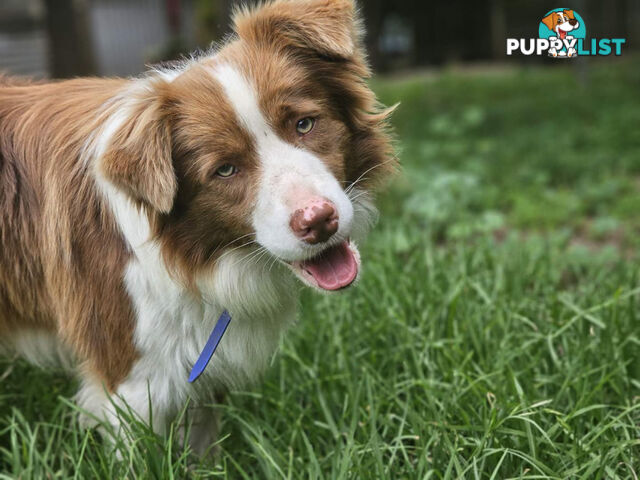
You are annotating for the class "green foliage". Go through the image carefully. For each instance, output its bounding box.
[2,60,640,478]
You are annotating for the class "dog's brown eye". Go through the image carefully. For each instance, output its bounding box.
[215,164,237,178]
[296,117,315,135]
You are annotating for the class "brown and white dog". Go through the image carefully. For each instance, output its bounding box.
[0,0,394,454]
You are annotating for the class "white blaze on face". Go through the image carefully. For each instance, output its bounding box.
[211,63,354,262]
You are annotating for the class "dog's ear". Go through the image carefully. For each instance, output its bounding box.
[99,87,177,214]
[541,12,557,31]
[233,0,359,59]
[564,9,575,20]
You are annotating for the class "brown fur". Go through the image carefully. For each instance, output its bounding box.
[232,0,395,189]
[152,65,262,282]
[152,0,394,281]
[0,79,138,388]
[0,0,394,398]
[234,0,358,59]
[100,85,177,214]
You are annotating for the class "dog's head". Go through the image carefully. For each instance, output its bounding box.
[99,0,395,293]
[541,9,579,36]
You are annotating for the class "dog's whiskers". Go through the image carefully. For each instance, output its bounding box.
[215,236,258,262]
[344,156,398,195]
[267,254,282,274]
[229,245,268,271]
[348,190,371,203]
[213,232,256,253]
[252,248,272,270]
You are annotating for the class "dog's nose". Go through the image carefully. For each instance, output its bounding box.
[569,19,578,26]
[290,198,339,244]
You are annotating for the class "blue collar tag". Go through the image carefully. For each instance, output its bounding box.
[188,310,232,383]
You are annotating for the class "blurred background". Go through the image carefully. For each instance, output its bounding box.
[0,0,638,78]
[1,1,640,475]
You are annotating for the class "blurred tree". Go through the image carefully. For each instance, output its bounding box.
[490,0,506,59]
[43,0,95,78]
[361,0,385,69]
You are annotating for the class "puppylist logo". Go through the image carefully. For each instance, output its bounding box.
[507,8,626,58]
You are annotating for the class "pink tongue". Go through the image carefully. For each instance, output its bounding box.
[302,242,358,291]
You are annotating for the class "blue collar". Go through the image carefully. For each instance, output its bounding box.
[188,310,232,383]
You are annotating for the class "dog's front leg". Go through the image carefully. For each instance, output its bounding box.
[180,394,225,460]
[76,372,175,452]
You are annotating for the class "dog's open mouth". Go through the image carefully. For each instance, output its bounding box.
[288,241,360,291]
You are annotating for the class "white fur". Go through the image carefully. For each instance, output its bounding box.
[78,60,377,451]
[83,167,296,438]
[78,74,298,443]
[0,330,74,371]
[212,63,355,262]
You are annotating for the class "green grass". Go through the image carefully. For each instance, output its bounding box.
[2,59,640,478]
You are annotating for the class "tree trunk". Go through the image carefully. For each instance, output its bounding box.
[44,0,96,78]
[490,0,506,59]
[360,0,385,70]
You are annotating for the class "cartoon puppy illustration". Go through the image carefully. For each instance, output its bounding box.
[541,9,580,57]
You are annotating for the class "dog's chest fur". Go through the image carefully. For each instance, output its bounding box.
[99,184,298,416]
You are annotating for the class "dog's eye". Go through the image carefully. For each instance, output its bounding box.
[296,117,315,135]
[215,164,237,178]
